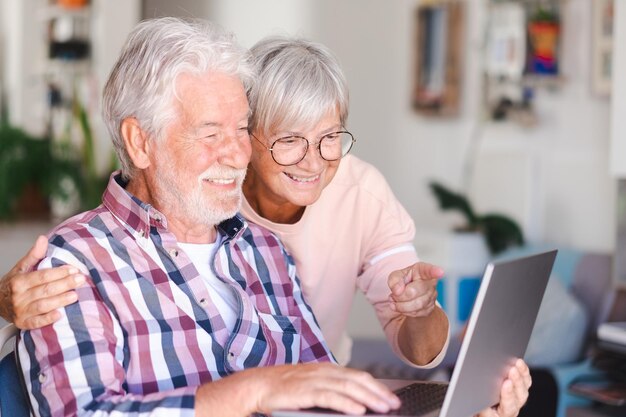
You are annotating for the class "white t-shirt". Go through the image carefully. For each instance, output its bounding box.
[179,237,238,332]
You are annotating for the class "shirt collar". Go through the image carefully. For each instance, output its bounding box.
[102,170,247,241]
[217,215,246,241]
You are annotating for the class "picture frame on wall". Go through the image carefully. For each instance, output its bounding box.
[592,0,614,96]
[412,1,464,117]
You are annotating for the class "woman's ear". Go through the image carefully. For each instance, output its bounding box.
[121,118,151,170]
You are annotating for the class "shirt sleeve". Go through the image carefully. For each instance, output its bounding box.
[18,247,198,417]
[355,170,449,369]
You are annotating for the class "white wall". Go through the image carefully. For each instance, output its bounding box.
[208,0,314,48]
[1,0,47,134]
[154,0,616,253]
[308,0,615,253]
[611,0,626,177]
[142,0,314,48]
[5,0,610,252]
[142,0,208,20]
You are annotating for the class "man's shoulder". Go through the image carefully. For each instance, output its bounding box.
[48,206,111,240]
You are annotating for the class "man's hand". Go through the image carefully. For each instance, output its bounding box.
[476,359,532,417]
[388,262,444,317]
[0,235,84,329]
[195,363,401,416]
[253,363,401,415]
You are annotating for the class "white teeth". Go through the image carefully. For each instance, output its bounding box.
[204,178,235,185]
[285,173,319,183]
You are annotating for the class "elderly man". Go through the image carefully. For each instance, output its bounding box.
[18,18,400,417]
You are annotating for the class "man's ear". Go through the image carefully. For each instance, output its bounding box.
[121,118,152,170]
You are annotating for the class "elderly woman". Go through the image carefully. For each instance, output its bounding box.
[0,35,530,417]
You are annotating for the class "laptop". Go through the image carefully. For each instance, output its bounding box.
[273,249,557,417]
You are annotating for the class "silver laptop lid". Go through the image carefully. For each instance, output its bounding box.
[440,250,556,417]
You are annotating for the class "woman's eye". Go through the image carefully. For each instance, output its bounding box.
[279,138,298,145]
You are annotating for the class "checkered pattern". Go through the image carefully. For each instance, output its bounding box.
[19,172,333,417]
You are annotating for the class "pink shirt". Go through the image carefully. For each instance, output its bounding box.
[242,155,449,366]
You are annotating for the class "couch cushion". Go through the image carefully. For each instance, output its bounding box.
[571,253,613,334]
[525,276,588,366]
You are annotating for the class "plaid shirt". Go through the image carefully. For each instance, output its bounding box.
[19,172,334,417]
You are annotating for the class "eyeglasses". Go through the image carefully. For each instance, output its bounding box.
[251,130,356,166]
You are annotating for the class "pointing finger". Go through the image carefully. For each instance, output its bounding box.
[410,262,445,281]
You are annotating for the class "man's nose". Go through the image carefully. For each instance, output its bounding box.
[219,132,251,168]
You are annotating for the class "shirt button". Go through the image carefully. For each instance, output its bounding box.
[169,249,179,257]
[229,351,235,358]
[199,298,207,305]
[38,373,47,383]
[138,229,145,238]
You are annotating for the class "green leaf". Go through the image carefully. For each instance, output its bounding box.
[478,214,525,255]
[429,181,478,227]
[75,98,97,179]
[428,181,525,255]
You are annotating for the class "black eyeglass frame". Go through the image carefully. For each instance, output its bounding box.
[251,130,356,166]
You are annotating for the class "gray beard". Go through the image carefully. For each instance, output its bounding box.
[153,157,245,227]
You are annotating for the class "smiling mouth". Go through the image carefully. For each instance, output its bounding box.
[284,172,320,183]
[203,178,236,185]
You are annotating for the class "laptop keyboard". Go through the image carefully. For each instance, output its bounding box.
[371,382,448,416]
[300,381,448,416]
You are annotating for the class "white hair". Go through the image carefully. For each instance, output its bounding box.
[102,17,255,180]
[249,36,349,136]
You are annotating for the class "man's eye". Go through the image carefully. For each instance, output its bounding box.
[198,133,219,143]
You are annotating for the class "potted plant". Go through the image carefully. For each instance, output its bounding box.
[428,180,525,333]
[0,96,115,221]
[429,181,524,255]
[0,120,84,220]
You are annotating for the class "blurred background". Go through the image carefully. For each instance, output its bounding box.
[1,1,626,415]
